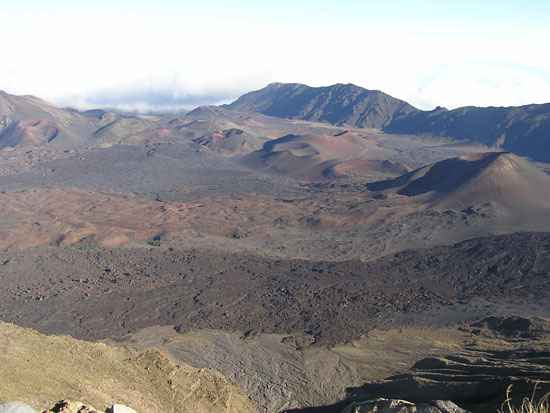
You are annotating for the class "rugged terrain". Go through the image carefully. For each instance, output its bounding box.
[385,103,550,162]
[0,87,549,412]
[1,231,549,344]
[335,318,550,413]
[225,83,550,162]
[224,83,417,129]
[0,232,549,411]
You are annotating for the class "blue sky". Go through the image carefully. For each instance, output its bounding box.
[1,0,549,112]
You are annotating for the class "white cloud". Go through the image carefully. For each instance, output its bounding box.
[408,62,550,109]
[0,7,549,112]
[60,71,276,113]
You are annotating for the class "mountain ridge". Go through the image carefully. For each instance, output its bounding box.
[2,85,550,162]
[224,83,550,162]
[385,102,550,161]
[0,90,96,148]
[224,82,418,129]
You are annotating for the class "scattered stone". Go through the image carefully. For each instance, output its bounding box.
[44,400,100,413]
[341,398,471,413]
[0,401,38,413]
[41,401,137,413]
[0,400,138,413]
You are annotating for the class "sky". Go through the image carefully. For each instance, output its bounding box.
[1,0,550,113]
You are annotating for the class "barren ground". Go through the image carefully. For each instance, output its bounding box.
[1,116,549,412]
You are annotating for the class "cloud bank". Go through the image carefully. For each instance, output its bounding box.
[68,86,233,114]
[1,2,549,113]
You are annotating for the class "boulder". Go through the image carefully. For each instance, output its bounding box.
[41,401,137,413]
[342,398,471,413]
[0,402,38,413]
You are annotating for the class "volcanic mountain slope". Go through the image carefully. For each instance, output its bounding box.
[0,118,61,147]
[187,105,249,121]
[0,91,265,150]
[322,158,409,180]
[0,90,96,148]
[0,321,256,413]
[225,82,418,129]
[385,103,550,162]
[3,85,550,162]
[91,116,157,145]
[366,151,550,211]
[0,90,75,123]
[77,112,251,147]
[225,83,550,162]
[0,90,270,151]
[86,108,352,151]
[187,104,372,142]
[243,130,407,180]
[193,128,267,154]
[110,117,259,147]
[185,106,294,139]
[169,118,240,140]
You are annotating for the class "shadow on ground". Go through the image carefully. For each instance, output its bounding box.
[286,348,550,413]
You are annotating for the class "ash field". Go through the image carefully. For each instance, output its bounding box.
[0,83,549,412]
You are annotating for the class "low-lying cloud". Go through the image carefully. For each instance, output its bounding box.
[77,88,232,114]
[27,59,550,116]
[54,72,275,114]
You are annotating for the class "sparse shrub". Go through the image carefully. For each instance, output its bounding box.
[499,383,550,413]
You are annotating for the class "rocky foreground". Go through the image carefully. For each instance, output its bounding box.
[0,398,472,413]
[0,400,135,412]
[0,322,255,413]
[341,399,470,413]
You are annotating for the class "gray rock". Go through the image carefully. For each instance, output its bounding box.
[0,402,38,413]
[433,400,471,412]
[40,401,138,413]
[106,406,137,413]
[342,398,471,413]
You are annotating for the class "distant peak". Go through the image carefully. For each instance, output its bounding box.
[333,82,360,88]
[266,82,304,88]
[226,82,417,129]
